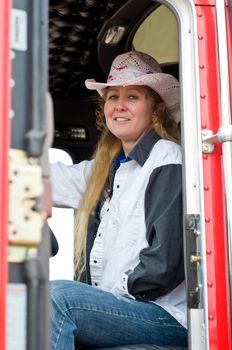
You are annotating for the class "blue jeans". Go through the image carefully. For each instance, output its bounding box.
[50,280,188,349]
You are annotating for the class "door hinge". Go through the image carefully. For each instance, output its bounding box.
[185,214,202,308]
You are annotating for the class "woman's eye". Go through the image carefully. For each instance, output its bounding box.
[128,95,138,100]
[107,94,117,100]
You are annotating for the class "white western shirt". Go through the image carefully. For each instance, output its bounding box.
[51,131,187,328]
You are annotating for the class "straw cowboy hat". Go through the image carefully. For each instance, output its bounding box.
[85,51,180,123]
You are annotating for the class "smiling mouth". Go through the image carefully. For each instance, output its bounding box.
[114,117,130,121]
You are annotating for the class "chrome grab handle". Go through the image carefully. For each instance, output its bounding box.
[202,125,232,153]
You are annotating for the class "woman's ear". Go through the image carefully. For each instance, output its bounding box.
[155,102,166,115]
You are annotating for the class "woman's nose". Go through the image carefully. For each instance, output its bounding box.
[115,97,127,111]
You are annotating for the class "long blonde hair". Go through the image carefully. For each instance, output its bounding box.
[74,86,180,279]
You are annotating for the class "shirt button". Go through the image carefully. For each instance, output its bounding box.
[94,282,98,286]
[107,208,109,212]
[93,260,97,264]
[98,233,101,237]
[116,185,120,188]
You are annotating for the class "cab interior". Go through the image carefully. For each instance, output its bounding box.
[49,0,179,163]
[49,1,185,349]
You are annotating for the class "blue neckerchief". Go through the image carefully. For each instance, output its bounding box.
[113,149,132,170]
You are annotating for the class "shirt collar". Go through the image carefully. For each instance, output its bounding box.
[112,130,160,169]
[128,130,160,166]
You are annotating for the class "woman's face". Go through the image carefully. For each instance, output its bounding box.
[104,86,154,154]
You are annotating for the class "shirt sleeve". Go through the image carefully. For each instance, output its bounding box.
[127,163,184,301]
[50,160,94,208]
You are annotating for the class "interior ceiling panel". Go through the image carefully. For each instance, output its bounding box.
[49,0,128,99]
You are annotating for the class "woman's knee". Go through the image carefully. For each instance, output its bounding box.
[50,280,96,309]
[50,280,79,308]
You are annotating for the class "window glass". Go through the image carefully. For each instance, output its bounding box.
[133,5,178,64]
[48,148,74,280]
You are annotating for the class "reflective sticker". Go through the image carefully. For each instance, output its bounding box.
[7,283,27,350]
[11,9,27,51]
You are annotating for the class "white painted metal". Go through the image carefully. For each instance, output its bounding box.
[157,1,209,349]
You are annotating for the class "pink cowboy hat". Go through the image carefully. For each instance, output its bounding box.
[85,51,180,123]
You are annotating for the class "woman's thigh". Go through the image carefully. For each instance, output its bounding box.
[51,280,187,349]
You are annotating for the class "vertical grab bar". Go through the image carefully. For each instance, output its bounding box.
[215,0,232,328]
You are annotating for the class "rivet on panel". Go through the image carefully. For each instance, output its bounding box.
[202,129,208,137]
[10,79,15,88]
[206,249,212,255]
[203,154,208,160]
[10,50,15,60]
[207,282,213,288]
[199,64,205,69]
[208,314,214,321]
[205,217,211,223]
[201,123,207,129]
[204,186,209,191]
[197,13,202,17]
[198,35,203,40]
[10,109,15,119]
[200,94,206,99]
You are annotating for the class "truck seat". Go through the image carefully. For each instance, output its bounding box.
[87,345,188,350]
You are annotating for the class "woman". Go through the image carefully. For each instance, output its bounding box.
[50,51,187,349]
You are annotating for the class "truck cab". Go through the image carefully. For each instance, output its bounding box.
[0,0,232,349]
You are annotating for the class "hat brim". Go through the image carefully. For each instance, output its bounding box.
[85,72,180,123]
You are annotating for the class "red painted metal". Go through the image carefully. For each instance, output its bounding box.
[196,2,232,349]
[0,0,11,349]
[226,3,232,110]
[194,0,215,5]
